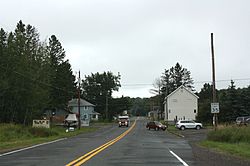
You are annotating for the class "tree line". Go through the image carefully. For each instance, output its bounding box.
[197,80,250,124]
[149,62,250,123]
[0,21,129,124]
[0,21,76,124]
[1,21,249,124]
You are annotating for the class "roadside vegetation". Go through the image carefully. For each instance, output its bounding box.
[200,126,250,159]
[0,123,98,152]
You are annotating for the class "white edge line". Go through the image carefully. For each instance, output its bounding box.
[0,138,67,157]
[169,150,189,166]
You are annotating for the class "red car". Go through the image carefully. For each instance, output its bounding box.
[146,121,167,131]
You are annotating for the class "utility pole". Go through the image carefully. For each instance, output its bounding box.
[78,70,81,129]
[211,33,218,130]
[105,92,108,120]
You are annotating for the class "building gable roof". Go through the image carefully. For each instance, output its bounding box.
[68,98,95,107]
[166,85,199,99]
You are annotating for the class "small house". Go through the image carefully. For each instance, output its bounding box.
[68,98,99,126]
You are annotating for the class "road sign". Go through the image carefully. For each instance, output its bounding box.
[211,103,219,113]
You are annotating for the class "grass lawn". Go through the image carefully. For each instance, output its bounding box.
[200,140,250,160]
[166,124,183,136]
[0,123,99,152]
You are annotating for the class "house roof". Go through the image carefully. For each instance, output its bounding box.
[68,98,95,107]
[166,85,199,100]
[90,111,100,115]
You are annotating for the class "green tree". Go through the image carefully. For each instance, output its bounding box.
[219,80,241,122]
[196,83,213,123]
[0,21,76,124]
[161,62,194,95]
[110,96,132,117]
[81,71,121,119]
[47,35,75,110]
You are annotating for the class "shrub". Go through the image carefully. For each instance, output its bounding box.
[28,127,59,137]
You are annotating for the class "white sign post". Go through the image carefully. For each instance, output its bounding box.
[211,103,219,114]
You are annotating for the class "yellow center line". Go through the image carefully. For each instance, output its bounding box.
[66,120,137,166]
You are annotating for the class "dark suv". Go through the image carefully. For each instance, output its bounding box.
[146,121,166,131]
[236,116,250,126]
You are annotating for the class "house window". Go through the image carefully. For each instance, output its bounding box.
[194,109,197,113]
[84,106,88,110]
[169,109,171,113]
[92,115,96,119]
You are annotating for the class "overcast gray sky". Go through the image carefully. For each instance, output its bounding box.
[1,0,250,98]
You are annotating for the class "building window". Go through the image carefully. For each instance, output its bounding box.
[92,115,96,119]
[169,109,171,113]
[194,109,196,113]
[84,106,87,110]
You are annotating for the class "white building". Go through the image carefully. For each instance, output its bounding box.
[164,85,199,122]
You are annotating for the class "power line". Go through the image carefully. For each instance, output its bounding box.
[121,78,250,87]
[0,65,76,95]
[1,64,250,90]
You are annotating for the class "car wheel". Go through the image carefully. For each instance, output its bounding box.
[180,126,185,130]
[196,125,201,130]
[162,128,166,131]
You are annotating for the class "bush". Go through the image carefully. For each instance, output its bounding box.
[207,126,250,143]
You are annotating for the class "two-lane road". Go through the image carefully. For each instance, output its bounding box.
[0,117,195,166]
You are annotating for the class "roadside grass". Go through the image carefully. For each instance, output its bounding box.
[200,126,250,160]
[166,124,183,136]
[200,141,250,159]
[0,123,98,152]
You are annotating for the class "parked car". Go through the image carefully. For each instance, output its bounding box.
[118,115,130,127]
[176,120,202,130]
[146,121,167,131]
[236,116,250,126]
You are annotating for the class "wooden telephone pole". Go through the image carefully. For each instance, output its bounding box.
[78,70,81,129]
[211,33,218,130]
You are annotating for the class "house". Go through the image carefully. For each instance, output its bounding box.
[68,98,100,126]
[164,85,199,123]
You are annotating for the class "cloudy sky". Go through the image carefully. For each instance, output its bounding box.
[1,0,250,98]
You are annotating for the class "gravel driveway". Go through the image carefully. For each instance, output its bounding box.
[179,129,250,166]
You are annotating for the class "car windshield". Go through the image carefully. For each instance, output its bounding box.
[119,118,128,121]
[154,121,160,125]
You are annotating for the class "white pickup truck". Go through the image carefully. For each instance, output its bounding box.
[118,115,130,127]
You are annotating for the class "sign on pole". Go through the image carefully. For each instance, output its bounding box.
[211,103,219,113]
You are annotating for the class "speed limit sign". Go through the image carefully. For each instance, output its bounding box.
[211,103,219,113]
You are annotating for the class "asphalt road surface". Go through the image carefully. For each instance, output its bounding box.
[0,117,195,166]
